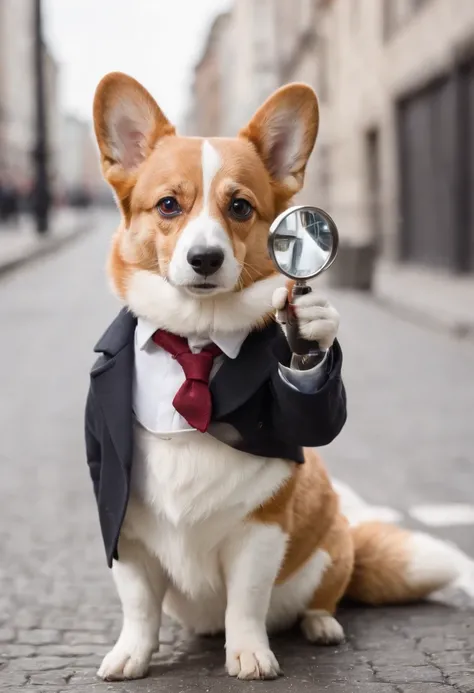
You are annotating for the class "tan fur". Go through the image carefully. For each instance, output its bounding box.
[346,522,427,605]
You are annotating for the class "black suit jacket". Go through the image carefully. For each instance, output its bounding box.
[85,308,347,566]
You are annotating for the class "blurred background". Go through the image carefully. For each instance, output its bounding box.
[1,1,474,689]
[0,0,109,222]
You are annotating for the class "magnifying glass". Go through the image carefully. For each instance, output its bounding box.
[268,205,339,356]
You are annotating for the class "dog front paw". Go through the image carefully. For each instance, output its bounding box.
[97,642,153,681]
[226,648,282,680]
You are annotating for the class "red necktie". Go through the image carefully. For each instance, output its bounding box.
[152,330,222,433]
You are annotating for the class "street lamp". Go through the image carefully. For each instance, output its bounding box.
[32,0,50,234]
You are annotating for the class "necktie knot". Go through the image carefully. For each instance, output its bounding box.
[152,329,222,432]
[175,350,214,383]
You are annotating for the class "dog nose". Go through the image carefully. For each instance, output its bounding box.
[187,246,224,276]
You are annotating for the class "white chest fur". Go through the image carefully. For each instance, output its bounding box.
[122,423,291,599]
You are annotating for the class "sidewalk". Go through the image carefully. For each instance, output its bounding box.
[0,208,92,276]
[374,261,474,339]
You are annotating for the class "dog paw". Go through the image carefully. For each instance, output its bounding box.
[226,648,282,680]
[97,644,152,681]
[301,610,345,645]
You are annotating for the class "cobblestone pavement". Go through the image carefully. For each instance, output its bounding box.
[1,211,473,692]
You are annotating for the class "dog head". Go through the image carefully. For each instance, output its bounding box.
[93,72,318,335]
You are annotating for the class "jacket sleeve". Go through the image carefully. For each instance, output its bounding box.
[270,339,347,447]
[85,385,101,501]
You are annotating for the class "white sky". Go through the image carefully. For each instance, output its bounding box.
[43,0,232,128]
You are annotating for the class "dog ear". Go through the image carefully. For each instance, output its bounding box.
[93,72,175,213]
[239,83,319,197]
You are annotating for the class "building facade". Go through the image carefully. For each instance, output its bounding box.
[43,42,61,199]
[0,0,63,203]
[0,0,36,194]
[185,0,281,137]
[186,0,474,286]
[184,12,231,137]
[56,115,108,205]
[313,0,474,279]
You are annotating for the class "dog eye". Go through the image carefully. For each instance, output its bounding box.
[157,196,181,217]
[229,197,254,221]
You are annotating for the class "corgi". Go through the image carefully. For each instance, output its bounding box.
[87,72,460,682]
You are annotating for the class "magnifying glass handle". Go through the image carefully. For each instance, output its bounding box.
[286,283,321,357]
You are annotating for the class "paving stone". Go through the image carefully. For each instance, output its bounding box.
[430,651,473,667]
[368,651,428,667]
[418,636,467,653]
[445,671,474,693]
[0,632,14,646]
[17,629,62,646]
[36,643,109,657]
[5,656,73,673]
[70,656,106,669]
[63,631,112,646]
[0,672,28,688]
[0,643,36,659]
[41,615,95,631]
[372,664,444,684]
[26,670,73,686]
[68,669,99,685]
[12,610,43,630]
[292,662,376,683]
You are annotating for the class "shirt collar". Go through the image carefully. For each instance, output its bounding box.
[135,317,249,360]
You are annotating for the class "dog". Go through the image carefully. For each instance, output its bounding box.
[87,72,460,682]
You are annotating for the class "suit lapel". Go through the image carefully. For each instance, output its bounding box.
[90,309,136,472]
[211,321,287,419]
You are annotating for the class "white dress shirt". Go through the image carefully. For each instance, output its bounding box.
[133,318,329,436]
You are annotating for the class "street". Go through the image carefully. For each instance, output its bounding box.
[0,209,473,693]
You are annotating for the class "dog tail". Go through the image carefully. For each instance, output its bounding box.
[345,521,464,605]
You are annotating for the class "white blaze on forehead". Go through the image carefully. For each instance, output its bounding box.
[167,137,240,291]
[201,140,222,211]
